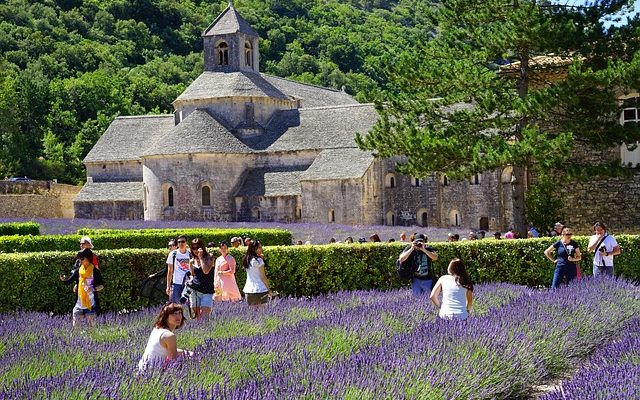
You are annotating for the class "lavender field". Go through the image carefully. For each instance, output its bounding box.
[1,278,638,399]
[0,218,472,244]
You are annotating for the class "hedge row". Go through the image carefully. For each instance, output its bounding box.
[0,228,292,253]
[2,235,638,314]
[0,222,39,236]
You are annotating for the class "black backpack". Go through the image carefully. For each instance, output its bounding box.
[396,253,418,280]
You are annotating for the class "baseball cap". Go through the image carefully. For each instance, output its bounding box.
[219,240,229,247]
[414,233,426,242]
[230,237,241,243]
[554,222,564,227]
[79,236,94,248]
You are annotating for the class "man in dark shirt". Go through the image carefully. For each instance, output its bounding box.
[398,233,438,296]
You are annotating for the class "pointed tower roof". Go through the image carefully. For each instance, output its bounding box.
[202,3,259,37]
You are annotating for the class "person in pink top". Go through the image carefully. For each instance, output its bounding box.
[213,240,242,302]
[503,227,515,239]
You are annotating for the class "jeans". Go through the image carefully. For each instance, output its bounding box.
[593,265,614,277]
[412,278,432,296]
[551,264,577,289]
[170,283,184,304]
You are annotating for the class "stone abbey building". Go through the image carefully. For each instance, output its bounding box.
[75,4,640,233]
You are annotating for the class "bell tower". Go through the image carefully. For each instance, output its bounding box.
[202,2,260,73]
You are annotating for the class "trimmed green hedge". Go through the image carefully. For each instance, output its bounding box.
[2,235,638,313]
[0,228,292,253]
[0,222,39,236]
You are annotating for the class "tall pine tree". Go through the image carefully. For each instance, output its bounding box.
[357,0,640,234]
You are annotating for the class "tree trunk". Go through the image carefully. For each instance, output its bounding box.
[511,165,527,238]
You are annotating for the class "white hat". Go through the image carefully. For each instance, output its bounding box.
[80,236,94,248]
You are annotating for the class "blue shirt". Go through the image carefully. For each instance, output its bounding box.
[553,240,578,268]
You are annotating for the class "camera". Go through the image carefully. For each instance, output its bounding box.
[568,249,576,258]
[179,284,192,304]
[415,242,423,248]
[599,245,607,253]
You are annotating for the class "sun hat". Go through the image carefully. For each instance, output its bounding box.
[79,236,94,249]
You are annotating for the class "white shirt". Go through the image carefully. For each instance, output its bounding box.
[438,275,469,320]
[138,328,170,372]
[167,249,190,284]
[243,257,268,293]
[588,234,618,267]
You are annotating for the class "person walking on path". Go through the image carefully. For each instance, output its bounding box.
[59,248,104,327]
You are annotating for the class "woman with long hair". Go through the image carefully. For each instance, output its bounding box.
[430,258,474,320]
[242,240,272,308]
[59,248,104,327]
[544,227,582,288]
[187,238,214,319]
[138,303,191,372]
[213,240,241,302]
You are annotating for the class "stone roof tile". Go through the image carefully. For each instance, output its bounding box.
[202,4,259,37]
[143,109,252,156]
[83,115,174,163]
[75,181,143,202]
[236,166,308,197]
[174,71,291,103]
[301,148,375,181]
[263,75,359,108]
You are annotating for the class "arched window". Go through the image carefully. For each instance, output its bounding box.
[470,173,481,185]
[329,209,335,223]
[385,173,396,188]
[441,175,449,186]
[167,187,174,207]
[501,166,513,183]
[479,216,489,231]
[417,208,428,227]
[252,207,261,221]
[386,211,395,226]
[244,42,253,67]
[217,42,229,65]
[296,206,302,220]
[449,210,460,226]
[412,177,421,187]
[201,186,211,207]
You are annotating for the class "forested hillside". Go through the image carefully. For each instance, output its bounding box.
[0,0,433,183]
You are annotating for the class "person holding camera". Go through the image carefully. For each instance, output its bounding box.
[544,227,582,289]
[59,248,104,327]
[587,222,621,277]
[138,303,192,373]
[398,233,438,296]
[166,235,191,304]
[187,238,214,319]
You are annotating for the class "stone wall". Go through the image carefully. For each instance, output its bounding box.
[0,182,80,218]
[74,200,143,220]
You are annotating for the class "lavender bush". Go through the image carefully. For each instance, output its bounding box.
[0,278,637,399]
[541,317,640,400]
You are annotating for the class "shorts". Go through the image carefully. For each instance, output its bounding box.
[245,292,269,305]
[72,305,97,317]
[189,289,213,308]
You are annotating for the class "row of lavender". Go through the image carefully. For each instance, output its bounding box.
[0,278,637,399]
[542,316,640,400]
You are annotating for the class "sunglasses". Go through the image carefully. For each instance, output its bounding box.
[563,233,573,236]
[177,240,186,244]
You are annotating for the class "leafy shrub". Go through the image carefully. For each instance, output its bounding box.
[0,222,39,236]
[1,236,639,313]
[0,228,292,253]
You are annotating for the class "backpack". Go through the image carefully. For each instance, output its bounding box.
[396,253,418,280]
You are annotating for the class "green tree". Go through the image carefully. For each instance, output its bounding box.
[357,0,640,234]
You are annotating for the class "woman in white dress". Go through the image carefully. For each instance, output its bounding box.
[138,303,190,372]
[430,258,474,320]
